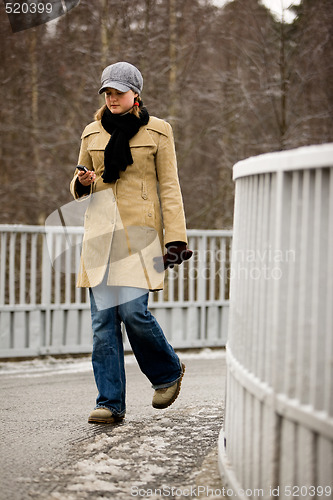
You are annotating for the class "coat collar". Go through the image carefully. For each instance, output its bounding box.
[85,120,157,149]
[83,116,166,149]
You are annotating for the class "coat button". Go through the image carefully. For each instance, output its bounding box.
[148,212,152,217]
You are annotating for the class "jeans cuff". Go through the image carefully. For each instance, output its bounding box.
[151,363,184,390]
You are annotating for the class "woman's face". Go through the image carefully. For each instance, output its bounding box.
[105,88,138,114]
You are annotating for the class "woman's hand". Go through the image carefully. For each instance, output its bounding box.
[77,169,96,186]
[163,242,193,269]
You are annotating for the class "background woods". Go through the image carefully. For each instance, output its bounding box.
[0,0,332,228]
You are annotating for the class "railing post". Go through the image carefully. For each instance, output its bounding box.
[41,229,52,351]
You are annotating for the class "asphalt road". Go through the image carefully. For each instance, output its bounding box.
[0,350,226,500]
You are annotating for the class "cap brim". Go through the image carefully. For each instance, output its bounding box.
[98,81,131,94]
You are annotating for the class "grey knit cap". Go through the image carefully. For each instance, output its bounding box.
[99,62,143,95]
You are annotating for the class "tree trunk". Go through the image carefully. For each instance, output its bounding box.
[30,28,45,225]
[100,0,109,69]
[279,15,288,149]
[168,0,178,131]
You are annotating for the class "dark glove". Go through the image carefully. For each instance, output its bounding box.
[154,241,193,272]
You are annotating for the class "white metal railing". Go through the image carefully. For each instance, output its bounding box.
[219,143,333,499]
[0,226,231,358]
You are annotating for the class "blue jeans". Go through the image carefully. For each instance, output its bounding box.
[89,287,182,416]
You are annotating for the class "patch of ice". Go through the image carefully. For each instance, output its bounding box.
[0,356,92,377]
[68,477,119,492]
[77,457,128,478]
[0,348,225,376]
[178,348,226,360]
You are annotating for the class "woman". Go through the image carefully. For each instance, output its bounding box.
[70,62,192,424]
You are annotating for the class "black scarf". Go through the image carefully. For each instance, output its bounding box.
[101,106,150,183]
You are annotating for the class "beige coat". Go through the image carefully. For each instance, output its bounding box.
[70,116,188,289]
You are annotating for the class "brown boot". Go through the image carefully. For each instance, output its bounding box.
[152,363,185,409]
[88,407,125,424]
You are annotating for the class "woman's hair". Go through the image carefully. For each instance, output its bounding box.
[94,104,107,121]
[94,96,143,121]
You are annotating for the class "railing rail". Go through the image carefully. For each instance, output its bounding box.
[0,226,232,358]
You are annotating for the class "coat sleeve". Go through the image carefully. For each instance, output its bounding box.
[155,121,188,246]
[70,130,94,200]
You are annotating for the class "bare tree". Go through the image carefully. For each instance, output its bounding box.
[0,0,332,228]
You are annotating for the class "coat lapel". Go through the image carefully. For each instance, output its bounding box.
[129,127,157,148]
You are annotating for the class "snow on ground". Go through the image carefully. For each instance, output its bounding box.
[26,404,224,499]
[0,348,226,377]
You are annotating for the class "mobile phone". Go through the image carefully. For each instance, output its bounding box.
[77,165,88,172]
